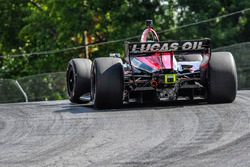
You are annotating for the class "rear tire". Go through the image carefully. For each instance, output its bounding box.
[66,58,92,104]
[208,52,237,103]
[91,57,124,109]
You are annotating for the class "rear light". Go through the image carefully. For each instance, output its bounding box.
[200,53,210,68]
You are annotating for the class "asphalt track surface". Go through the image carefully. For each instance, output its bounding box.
[0,91,249,167]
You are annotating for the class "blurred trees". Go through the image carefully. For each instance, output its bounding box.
[0,0,250,78]
[175,0,250,47]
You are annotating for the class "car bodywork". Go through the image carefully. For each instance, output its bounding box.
[122,22,210,102]
[66,20,237,108]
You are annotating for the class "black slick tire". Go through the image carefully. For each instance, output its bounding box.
[91,57,124,109]
[208,52,237,103]
[66,58,92,104]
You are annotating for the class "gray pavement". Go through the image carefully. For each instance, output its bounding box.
[0,91,249,167]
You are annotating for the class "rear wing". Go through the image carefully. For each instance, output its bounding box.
[125,38,211,57]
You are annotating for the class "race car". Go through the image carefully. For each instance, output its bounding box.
[66,20,237,108]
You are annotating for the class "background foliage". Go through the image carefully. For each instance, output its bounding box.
[0,0,250,79]
[0,0,249,102]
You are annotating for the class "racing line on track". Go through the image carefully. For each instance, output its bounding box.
[0,91,249,167]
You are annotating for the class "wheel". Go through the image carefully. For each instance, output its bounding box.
[91,57,124,109]
[66,58,92,104]
[208,52,237,103]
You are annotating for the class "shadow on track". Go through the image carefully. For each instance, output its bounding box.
[54,99,208,114]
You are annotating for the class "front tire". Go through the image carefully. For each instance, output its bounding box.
[208,52,237,103]
[91,57,124,109]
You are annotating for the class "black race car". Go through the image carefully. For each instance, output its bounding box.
[66,20,237,108]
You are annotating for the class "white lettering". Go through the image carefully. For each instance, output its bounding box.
[140,44,151,52]
[150,43,161,51]
[197,42,205,50]
[170,43,179,51]
[192,42,198,50]
[160,43,169,51]
[130,41,206,53]
[132,44,138,52]
[182,42,193,50]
